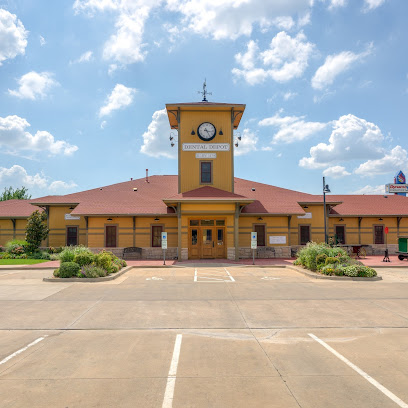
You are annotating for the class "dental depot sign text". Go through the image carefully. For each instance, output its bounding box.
[182,143,230,151]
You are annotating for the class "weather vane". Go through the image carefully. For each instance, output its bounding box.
[198,79,212,102]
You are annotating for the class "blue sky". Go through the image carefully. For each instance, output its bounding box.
[0,0,407,198]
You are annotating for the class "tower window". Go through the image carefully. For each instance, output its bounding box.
[200,161,212,184]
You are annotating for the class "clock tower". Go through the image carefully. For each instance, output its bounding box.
[166,99,245,194]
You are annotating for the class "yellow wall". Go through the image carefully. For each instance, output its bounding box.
[179,109,233,193]
[289,205,325,245]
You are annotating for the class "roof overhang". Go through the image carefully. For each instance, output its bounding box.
[165,102,246,130]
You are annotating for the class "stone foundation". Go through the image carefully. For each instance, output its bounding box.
[90,247,178,260]
[227,248,235,260]
[239,246,292,259]
[181,248,188,261]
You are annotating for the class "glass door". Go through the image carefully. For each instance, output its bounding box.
[215,228,225,258]
[202,228,214,258]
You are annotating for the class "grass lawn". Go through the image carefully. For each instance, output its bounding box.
[0,259,50,265]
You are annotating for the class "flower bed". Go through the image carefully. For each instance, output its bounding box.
[0,239,55,261]
[294,242,377,278]
[53,246,127,278]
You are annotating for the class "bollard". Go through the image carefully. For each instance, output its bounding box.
[382,249,390,262]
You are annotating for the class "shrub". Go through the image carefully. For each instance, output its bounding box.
[95,253,112,271]
[120,259,127,267]
[321,264,336,275]
[343,265,358,277]
[325,257,340,266]
[59,248,75,263]
[50,254,60,261]
[53,268,60,277]
[316,253,328,266]
[73,252,95,267]
[25,210,49,252]
[109,264,120,274]
[59,262,80,278]
[6,239,28,254]
[80,265,107,278]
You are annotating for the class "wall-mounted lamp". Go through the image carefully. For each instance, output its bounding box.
[219,129,223,135]
[233,132,241,148]
[303,205,309,209]
[191,129,195,135]
[107,217,113,221]
[169,132,178,148]
[154,217,160,221]
[69,206,75,210]
[339,218,344,222]
[258,217,263,221]
[379,218,383,221]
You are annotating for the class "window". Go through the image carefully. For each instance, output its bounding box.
[152,225,163,247]
[335,226,345,244]
[105,225,117,247]
[66,227,78,246]
[254,224,266,247]
[200,161,212,184]
[374,225,384,244]
[300,225,310,245]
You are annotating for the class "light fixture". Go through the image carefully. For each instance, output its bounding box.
[258,217,263,221]
[107,217,113,221]
[339,218,344,221]
[379,218,383,221]
[69,206,75,210]
[154,217,160,221]
[251,188,256,191]
[303,205,309,209]
[169,132,177,148]
[133,188,138,191]
[191,129,195,135]
[219,129,223,135]
[235,142,239,147]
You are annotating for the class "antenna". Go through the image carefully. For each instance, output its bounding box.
[198,78,212,102]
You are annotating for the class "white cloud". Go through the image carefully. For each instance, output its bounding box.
[234,128,258,156]
[259,111,326,144]
[363,0,386,12]
[299,114,384,169]
[71,50,93,64]
[166,0,312,40]
[8,71,58,100]
[323,165,351,178]
[0,9,28,65]
[39,35,46,46]
[272,16,295,31]
[283,91,297,100]
[100,120,107,129]
[140,109,176,159]
[312,45,372,90]
[350,185,387,195]
[0,165,77,194]
[99,84,137,117]
[355,146,408,176]
[0,115,78,156]
[328,0,347,9]
[232,31,316,85]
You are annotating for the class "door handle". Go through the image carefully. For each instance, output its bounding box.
[213,241,214,247]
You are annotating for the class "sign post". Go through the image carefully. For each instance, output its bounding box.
[383,227,390,262]
[251,232,257,265]
[161,232,167,265]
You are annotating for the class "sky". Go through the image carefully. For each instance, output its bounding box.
[0,0,407,199]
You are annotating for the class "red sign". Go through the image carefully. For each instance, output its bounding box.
[385,227,389,234]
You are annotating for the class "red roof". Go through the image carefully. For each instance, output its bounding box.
[0,199,40,218]
[8,175,408,218]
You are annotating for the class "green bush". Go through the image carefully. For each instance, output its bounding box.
[6,239,28,255]
[59,262,80,278]
[316,253,328,266]
[325,256,340,266]
[59,248,75,263]
[73,252,95,267]
[321,264,336,275]
[109,264,120,274]
[80,265,107,278]
[53,268,60,277]
[95,253,112,271]
[343,265,358,277]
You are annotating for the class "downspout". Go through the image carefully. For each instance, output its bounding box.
[11,219,16,240]
[287,215,292,247]
[234,203,240,261]
[358,217,363,245]
[85,216,89,247]
[169,205,181,261]
[133,216,136,247]
[397,217,402,237]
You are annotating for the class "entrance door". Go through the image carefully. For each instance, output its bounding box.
[202,228,214,258]
[215,228,225,258]
[66,227,78,246]
[105,225,117,247]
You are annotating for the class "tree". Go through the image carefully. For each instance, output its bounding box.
[25,210,49,252]
[0,186,31,201]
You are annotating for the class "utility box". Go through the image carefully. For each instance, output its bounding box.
[398,236,408,253]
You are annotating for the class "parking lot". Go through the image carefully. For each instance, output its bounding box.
[1,265,408,407]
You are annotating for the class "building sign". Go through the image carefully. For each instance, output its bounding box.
[196,153,217,159]
[390,170,407,196]
[65,214,80,220]
[161,232,167,249]
[297,212,312,219]
[182,143,230,152]
[385,184,408,193]
[269,235,286,244]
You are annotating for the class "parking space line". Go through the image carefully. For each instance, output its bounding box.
[0,336,47,366]
[162,334,183,408]
[194,268,197,282]
[223,267,235,282]
[309,333,408,408]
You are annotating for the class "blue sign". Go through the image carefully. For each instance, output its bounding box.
[394,171,406,196]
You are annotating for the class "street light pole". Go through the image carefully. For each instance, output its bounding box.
[323,177,331,244]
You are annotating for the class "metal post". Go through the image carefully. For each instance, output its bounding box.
[252,248,255,265]
[323,177,327,244]
[163,249,166,265]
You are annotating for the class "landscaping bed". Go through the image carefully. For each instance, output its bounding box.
[294,242,379,278]
[0,259,49,265]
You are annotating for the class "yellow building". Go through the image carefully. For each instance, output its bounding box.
[1,99,408,259]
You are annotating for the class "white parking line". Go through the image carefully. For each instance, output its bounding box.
[0,336,47,366]
[194,268,198,282]
[162,334,183,408]
[223,267,235,282]
[309,333,408,408]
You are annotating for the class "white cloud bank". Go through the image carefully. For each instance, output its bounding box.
[0,115,78,156]
[232,32,316,85]
[350,185,387,195]
[259,111,326,143]
[99,84,137,117]
[0,9,28,65]
[8,71,59,100]
[312,45,372,90]
[234,129,258,156]
[363,0,386,12]
[70,50,93,64]
[0,165,78,193]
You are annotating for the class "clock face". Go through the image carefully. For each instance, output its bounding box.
[197,122,216,141]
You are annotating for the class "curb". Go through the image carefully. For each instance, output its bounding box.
[287,265,382,281]
[43,265,133,283]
